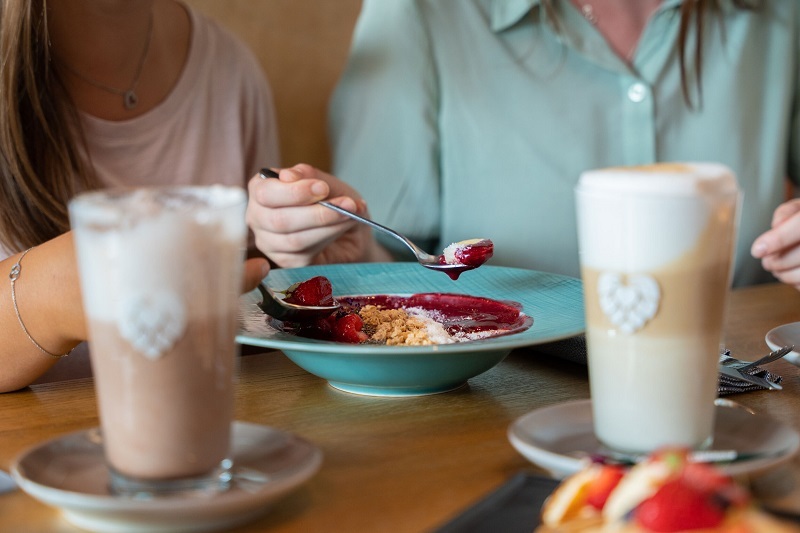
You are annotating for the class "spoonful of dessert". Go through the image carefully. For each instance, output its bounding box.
[256,276,341,322]
[259,169,493,279]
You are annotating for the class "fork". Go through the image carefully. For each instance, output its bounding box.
[738,345,794,374]
[718,347,789,391]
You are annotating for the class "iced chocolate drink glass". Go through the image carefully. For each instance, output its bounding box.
[69,186,247,496]
[575,163,740,454]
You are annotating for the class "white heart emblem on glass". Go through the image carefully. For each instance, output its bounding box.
[119,292,187,359]
[597,272,660,334]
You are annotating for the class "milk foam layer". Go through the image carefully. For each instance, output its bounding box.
[71,186,246,326]
[577,163,739,196]
[576,163,739,272]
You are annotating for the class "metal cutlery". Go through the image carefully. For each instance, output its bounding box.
[737,345,794,373]
[718,363,781,390]
[255,282,340,322]
[258,168,477,276]
[718,346,792,391]
[596,448,750,466]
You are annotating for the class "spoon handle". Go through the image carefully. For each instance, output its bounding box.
[258,169,436,262]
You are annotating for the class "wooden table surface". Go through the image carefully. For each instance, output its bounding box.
[1,283,799,533]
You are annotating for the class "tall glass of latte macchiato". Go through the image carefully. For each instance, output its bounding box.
[575,163,740,454]
[69,186,247,497]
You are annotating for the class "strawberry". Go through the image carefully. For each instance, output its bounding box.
[634,478,725,532]
[682,462,750,509]
[585,465,625,510]
[681,462,731,493]
[301,317,333,340]
[283,276,334,306]
[331,312,368,344]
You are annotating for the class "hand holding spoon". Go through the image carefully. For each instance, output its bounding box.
[259,168,493,279]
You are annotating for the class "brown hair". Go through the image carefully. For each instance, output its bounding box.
[676,0,760,107]
[0,0,97,253]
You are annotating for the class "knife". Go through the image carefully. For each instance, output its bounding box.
[596,448,768,466]
[718,363,782,391]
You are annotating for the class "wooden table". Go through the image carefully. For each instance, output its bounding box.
[2,283,799,532]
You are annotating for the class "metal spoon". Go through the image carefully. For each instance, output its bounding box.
[258,168,482,278]
[256,282,340,322]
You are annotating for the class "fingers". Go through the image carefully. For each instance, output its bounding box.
[771,198,800,227]
[249,165,332,210]
[752,199,800,291]
[246,163,370,268]
[242,258,270,293]
[247,164,362,233]
[247,189,360,242]
[751,200,800,259]
[760,244,800,285]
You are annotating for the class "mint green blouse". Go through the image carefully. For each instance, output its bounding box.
[329,0,800,287]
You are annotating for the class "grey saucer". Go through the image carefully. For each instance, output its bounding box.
[766,321,800,367]
[508,399,800,479]
[11,422,322,533]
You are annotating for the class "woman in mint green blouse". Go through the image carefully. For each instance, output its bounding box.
[247,0,800,289]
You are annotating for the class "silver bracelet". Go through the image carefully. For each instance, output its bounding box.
[9,247,71,359]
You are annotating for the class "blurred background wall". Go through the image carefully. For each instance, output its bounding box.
[185,0,363,171]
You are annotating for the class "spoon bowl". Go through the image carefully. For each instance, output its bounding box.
[259,169,491,279]
[256,282,340,322]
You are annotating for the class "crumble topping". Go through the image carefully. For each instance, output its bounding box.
[358,305,454,346]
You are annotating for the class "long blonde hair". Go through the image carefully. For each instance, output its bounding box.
[0,0,97,252]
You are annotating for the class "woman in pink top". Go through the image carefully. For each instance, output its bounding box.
[0,0,277,391]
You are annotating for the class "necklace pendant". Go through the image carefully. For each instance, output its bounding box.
[124,90,138,110]
[581,4,597,25]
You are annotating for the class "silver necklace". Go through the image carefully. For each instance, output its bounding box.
[58,12,154,110]
[574,0,598,25]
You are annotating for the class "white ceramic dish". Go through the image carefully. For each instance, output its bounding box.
[765,321,800,366]
[237,263,585,397]
[508,399,800,479]
[11,422,322,533]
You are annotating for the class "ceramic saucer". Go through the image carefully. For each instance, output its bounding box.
[508,399,800,479]
[11,421,322,533]
[0,468,15,494]
[765,321,800,366]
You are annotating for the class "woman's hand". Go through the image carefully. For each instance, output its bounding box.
[751,198,800,290]
[246,164,390,267]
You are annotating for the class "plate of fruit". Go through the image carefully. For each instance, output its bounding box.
[237,262,584,396]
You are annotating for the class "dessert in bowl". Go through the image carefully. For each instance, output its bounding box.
[268,274,531,345]
[237,262,585,397]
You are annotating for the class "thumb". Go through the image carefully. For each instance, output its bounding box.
[772,198,800,227]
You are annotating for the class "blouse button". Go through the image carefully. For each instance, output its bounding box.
[627,83,648,103]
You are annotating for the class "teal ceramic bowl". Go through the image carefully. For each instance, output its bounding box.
[237,263,584,397]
